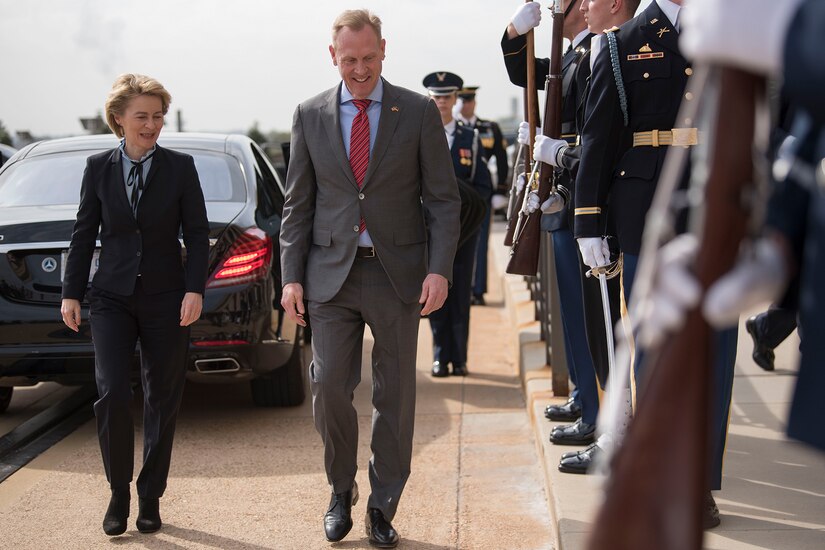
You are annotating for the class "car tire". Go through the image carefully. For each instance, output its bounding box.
[0,387,13,413]
[250,336,306,407]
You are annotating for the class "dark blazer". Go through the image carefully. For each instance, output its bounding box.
[502,30,594,231]
[574,2,692,255]
[62,144,210,301]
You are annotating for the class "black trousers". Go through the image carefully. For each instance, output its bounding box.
[430,231,479,366]
[88,279,189,499]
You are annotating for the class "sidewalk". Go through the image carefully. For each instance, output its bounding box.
[0,231,553,549]
[489,221,825,550]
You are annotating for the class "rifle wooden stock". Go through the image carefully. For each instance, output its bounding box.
[504,18,540,248]
[506,6,564,275]
[587,69,764,550]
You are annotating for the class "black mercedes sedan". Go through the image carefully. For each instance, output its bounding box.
[0,133,304,411]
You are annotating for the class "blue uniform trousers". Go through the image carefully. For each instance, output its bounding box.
[472,204,491,298]
[622,253,737,490]
[552,229,600,424]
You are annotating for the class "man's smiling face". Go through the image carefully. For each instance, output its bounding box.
[330,25,386,99]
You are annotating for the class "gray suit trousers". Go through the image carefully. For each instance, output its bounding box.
[308,255,420,520]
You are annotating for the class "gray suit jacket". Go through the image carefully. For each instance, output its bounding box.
[280,78,461,304]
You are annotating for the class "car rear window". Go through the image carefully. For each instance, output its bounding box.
[0,148,245,207]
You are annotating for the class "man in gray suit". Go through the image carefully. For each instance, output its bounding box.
[279,9,460,548]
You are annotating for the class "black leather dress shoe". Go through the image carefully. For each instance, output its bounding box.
[558,442,600,474]
[703,492,721,530]
[431,361,449,377]
[544,398,582,421]
[746,316,775,371]
[451,363,468,376]
[102,489,130,536]
[324,482,358,542]
[549,418,596,445]
[365,507,399,548]
[136,497,161,533]
[471,294,486,306]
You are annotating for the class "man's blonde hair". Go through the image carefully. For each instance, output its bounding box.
[331,9,382,46]
[104,73,172,138]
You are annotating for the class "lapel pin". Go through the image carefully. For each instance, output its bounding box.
[657,27,670,38]
[391,106,399,112]
[650,18,658,24]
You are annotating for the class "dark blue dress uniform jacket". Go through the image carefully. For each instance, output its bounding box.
[574,2,691,255]
[501,30,594,230]
[773,0,825,451]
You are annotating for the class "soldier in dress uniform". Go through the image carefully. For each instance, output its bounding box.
[679,0,825,453]
[423,71,493,377]
[454,85,510,306]
[502,0,603,452]
[525,0,640,475]
[573,0,735,527]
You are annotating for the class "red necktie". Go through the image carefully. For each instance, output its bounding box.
[350,99,371,233]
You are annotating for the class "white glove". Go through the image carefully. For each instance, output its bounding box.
[525,190,540,214]
[517,121,530,146]
[514,173,526,194]
[637,235,703,349]
[680,0,803,77]
[452,98,463,121]
[577,237,610,270]
[511,2,542,36]
[491,194,509,210]
[703,237,789,328]
[533,135,568,167]
[541,193,565,214]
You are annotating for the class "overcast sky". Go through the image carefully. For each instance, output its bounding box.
[1,0,571,139]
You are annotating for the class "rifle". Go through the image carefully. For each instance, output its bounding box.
[506,0,564,275]
[504,1,540,248]
[587,68,766,550]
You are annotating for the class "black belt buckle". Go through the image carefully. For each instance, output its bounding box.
[356,246,376,258]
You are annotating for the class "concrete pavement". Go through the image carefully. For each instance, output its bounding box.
[492,222,825,550]
[0,238,553,549]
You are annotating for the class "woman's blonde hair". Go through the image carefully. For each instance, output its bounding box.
[331,9,382,46]
[104,73,172,138]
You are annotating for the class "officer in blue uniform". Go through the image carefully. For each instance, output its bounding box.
[502,1,602,449]
[574,0,736,527]
[454,86,510,306]
[423,71,492,377]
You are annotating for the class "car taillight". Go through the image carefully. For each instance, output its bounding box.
[192,339,250,346]
[206,228,272,288]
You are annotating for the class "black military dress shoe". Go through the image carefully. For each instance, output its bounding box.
[746,316,775,371]
[324,482,359,542]
[471,294,486,306]
[549,418,596,445]
[544,397,582,421]
[136,496,162,533]
[558,442,600,474]
[703,492,721,529]
[431,361,450,377]
[365,507,399,548]
[451,363,468,376]
[102,489,130,536]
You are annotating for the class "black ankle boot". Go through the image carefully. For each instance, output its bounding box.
[136,497,162,533]
[102,488,130,536]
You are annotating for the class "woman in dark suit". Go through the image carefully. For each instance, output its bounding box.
[60,74,209,536]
